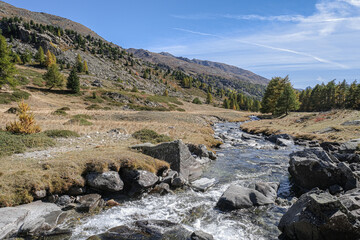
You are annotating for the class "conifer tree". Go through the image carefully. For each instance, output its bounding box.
[83,60,89,74]
[275,83,299,115]
[223,98,230,109]
[163,89,169,97]
[66,67,80,93]
[0,34,16,87]
[76,54,83,73]
[45,50,56,67]
[43,64,64,89]
[35,46,45,66]
[260,76,288,114]
[206,92,213,104]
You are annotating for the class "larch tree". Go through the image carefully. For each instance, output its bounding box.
[35,46,45,67]
[76,54,83,73]
[0,34,16,87]
[43,64,64,89]
[206,92,213,104]
[275,83,299,115]
[83,60,89,74]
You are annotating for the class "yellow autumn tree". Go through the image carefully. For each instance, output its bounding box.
[6,101,41,134]
[45,50,56,68]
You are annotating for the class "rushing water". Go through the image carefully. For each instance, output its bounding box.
[70,120,301,240]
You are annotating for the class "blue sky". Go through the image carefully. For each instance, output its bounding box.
[5,0,360,88]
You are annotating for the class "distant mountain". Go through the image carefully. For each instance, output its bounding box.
[0,1,102,40]
[129,49,269,86]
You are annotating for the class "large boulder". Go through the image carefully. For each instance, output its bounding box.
[133,140,203,181]
[216,185,274,211]
[0,201,67,239]
[255,182,279,201]
[278,189,360,240]
[86,171,124,192]
[120,168,159,196]
[191,178,216,192]
[289,149,359,191]
[88,220,193,240]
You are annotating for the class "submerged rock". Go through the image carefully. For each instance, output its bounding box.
[191,230,214,240]
[278,189,360,240]
[76,194,102,213]
[216,185,274,210]
[86,171,124,192]
[255,182,279,201]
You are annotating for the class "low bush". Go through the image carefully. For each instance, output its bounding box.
[192,97,202,105]
[86,104,102,110]
[43,129,80,138]
[52,109,67,116]
[132,129,172,144]
[65,114,93,126]
[6,101,41,134]
[0,90,31,104]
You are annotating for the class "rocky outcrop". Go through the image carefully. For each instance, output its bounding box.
[216,185,274,210]
[0,201,67,239]
[289,149,359,192]
[278,189,360,240]
[132,140,203,181]
[86,171,124,192]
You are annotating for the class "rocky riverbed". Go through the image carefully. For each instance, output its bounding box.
[1,119,360,240]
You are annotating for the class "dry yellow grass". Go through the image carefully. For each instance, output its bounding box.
[241,110,360,142]
[0,80,249,206]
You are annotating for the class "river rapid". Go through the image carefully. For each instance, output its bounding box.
[70,120,302,240]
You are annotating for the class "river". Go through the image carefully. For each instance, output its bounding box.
[70,120,301,240]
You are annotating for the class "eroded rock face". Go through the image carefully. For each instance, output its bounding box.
[278,189,360,240]
[216,185,274,210]
[134,140,203,181]
[289,149,359,191]
[86,171,124,192]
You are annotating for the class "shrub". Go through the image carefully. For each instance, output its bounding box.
[51,109,67,116]
[11,90,30,101]
[192,97,202,105]
[58,107,70,111]
[128,104,169,111]
[64,118,92,126]
[6,101,41,134]
[132,129,172,144]
[43,129,80,138]
[85,104,102,110]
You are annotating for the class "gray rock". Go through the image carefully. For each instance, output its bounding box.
[329,184,343,195]
[187,144,209,158]
[86,171,124,192]
[67,186,86,196]
[0,207,28,239]
[341,120,360,126]
[191,230,214,240]
[33,190,47,200]
[216,185,274,210]
[242,133,262,140]
[56,195,72,206]
[150,183,173,195]
[267,134,293,143]
[208,151,217,160]
[0,201,67,238]
[135,140,203,181]
[191,178,216,192]
[339,139,360,154]
[120,168,159,195]
[276,138,294,147]
[76,194,102,213]
[315,127,339,134]
[278,189,360,240]
[289,149,359,191]
[255,182,279,201]
[161,169,178,185]
[171,176,186,188]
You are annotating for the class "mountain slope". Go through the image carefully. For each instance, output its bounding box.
[0,1,102,40]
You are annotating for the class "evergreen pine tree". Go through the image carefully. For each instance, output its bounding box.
[260,76,288,114]
[0,34,16,87]
[66,67,80,93]
[43,64,64,89]
[275,83,299,115]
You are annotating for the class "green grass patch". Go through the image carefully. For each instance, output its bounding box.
[128,104,169,112]
[85,104,103,110]
[52,109,67,116]
[0,90,31,104]
[43,130,80,138]
[147,95,183,105]
[0,131,55,157]
[132,129,172,144]
[64,118,93,126]
[32,77,45,87]
[192,97,202,105]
